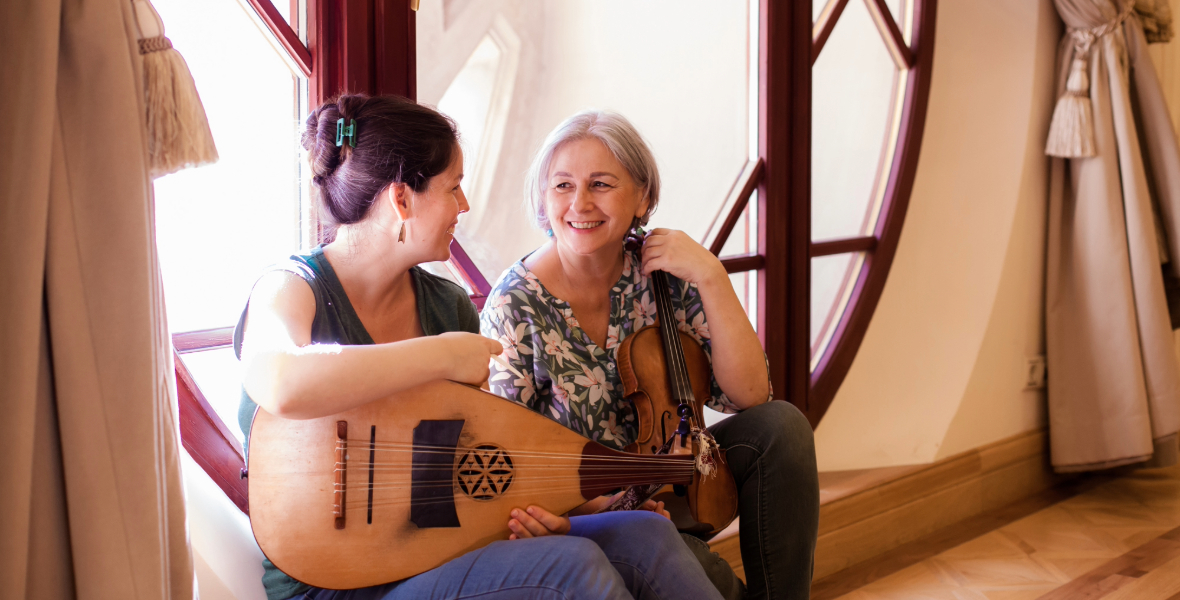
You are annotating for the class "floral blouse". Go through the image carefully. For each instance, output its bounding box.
[480,248,764,451]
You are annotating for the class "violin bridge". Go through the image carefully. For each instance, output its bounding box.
[335,421,347,529]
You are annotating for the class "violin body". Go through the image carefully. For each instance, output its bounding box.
[617,324,740,535]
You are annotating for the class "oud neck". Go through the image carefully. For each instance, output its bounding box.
[579,441,695,499]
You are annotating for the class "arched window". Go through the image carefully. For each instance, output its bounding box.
[807,0,936,421]
[416,0,937,423]
[153,0,310,452]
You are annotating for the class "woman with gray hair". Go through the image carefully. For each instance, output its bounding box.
[481,110,820,600]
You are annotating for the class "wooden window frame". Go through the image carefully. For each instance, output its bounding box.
[805,0,937,423]
[173,0,937,510]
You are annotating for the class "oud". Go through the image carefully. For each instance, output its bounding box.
[247,380,701,590]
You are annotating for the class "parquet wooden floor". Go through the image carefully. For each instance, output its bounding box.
[833,462,1180,600]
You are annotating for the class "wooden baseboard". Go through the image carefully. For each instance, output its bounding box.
[708,428,1060,582]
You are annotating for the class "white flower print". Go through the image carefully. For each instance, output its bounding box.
[629,292,656,331]
[598,413,624,442]
[481,252,773,450]
[487,293,511,311]
[605,324,621,350]
[541,329,574,366]
[560,307,581,329]
[523,270,544,295]
[676,309,710,343]
[551,375,576,415]
[573,364,613,406]
[498,322,534,362]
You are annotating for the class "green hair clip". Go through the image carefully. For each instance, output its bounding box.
[335,118,356,148]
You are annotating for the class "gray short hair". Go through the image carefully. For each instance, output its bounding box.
[524,110,661,232]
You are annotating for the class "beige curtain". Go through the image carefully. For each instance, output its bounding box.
[1047,0,1180,472]
[0,0,193,597]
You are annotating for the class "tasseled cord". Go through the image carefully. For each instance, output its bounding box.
[134,0,218,178]
[691,427,721,478]
[1045,53,1097,158]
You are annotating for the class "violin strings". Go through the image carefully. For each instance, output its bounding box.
[653,271,694,412]
[655,272,687,402]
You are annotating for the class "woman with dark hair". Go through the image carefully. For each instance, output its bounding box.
[481,110,821,600]
[234,94,725,600]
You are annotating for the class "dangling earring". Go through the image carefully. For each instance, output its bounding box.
[623,217,645,253]
[398,221,406,244]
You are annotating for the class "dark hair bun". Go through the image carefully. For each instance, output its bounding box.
[301,94,458,228]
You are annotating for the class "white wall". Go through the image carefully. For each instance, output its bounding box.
[184,454,266,600]
[814,0,1060,470]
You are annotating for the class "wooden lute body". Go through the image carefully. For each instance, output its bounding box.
[247,381,697,590]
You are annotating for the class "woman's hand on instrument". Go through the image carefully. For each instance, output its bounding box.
[640,228,727,289]
[507,506,571,540]
[639,499,672,520]
[437,332,504,386]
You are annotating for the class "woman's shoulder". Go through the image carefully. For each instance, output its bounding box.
[482,261,554,324]
[487,260,544,302]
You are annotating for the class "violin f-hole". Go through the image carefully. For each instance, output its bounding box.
[660,410,674,447]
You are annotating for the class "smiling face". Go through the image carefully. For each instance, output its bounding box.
[407,144,467,262]
[544,137,649,259]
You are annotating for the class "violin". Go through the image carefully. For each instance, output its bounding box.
[606,231,739,535]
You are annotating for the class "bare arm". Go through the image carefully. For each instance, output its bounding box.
[640,230,771,410]
[240,271,502,420]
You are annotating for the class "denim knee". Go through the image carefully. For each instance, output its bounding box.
[723,401,815,477]
[547,535,614,567]
[579,509,681,547]
[616,509,681,541]
[749,401,811,445]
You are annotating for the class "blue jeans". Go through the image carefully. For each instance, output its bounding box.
[296,511,724,600]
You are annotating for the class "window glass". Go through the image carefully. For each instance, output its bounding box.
[153,0,307,334]
[811,0,900,242]
[810,252,864,365]
[418,0,757,287]
[717,199,759,328]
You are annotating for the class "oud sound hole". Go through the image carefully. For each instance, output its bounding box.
[456,445,515,501]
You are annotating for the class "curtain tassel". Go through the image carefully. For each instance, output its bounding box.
[1045,55,1096,158]
[139,35,218,178]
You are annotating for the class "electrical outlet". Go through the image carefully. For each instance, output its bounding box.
[1025,356,1047,389]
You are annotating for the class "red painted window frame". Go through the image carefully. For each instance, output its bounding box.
[805,0,938,423]
[172,0,937,510]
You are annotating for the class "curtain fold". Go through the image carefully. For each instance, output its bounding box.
[1048,0,1180,472]
[0,0,193,596]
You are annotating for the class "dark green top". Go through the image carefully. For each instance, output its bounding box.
[233,246,479,600]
